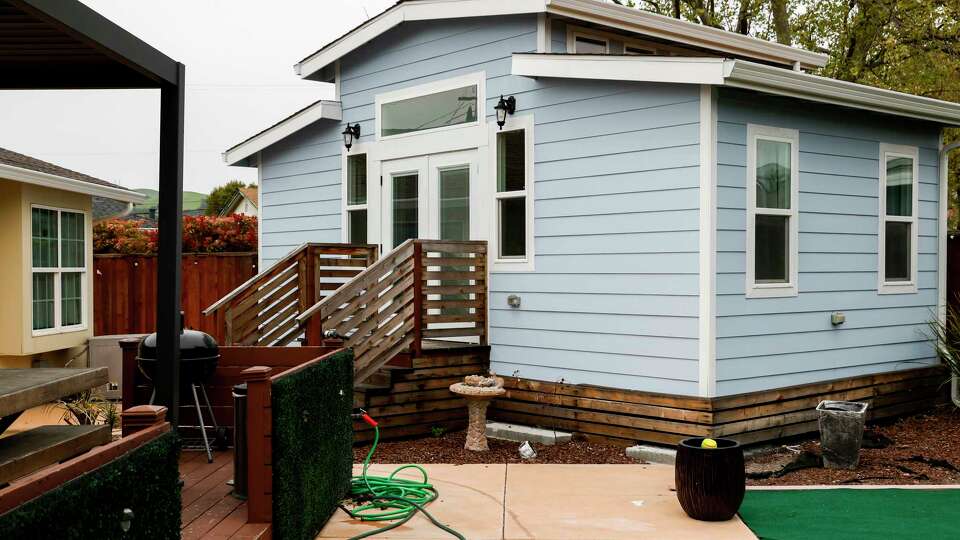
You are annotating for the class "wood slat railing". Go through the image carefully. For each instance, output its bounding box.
[296,239,487,383]
[203,243,378,346]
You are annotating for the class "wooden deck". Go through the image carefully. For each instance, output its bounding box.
[179,450,270,539]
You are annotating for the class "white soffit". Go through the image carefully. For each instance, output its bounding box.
[512,54,960,125]
[223,100,342,166]
[0,164,147,203]
[294,0,826,80]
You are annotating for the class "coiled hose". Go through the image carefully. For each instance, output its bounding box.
[340,413,465,540]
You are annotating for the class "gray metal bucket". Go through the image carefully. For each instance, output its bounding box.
[816,400,869,469]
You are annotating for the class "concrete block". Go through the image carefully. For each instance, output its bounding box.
[626,444,676,465]
[485,421,572,446]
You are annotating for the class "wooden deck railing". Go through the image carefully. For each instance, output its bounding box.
[203,243,378,346]
[296,239,487,383]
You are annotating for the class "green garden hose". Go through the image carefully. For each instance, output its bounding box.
[341,413,465,540]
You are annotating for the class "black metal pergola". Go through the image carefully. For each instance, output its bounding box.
[1,0,185,423]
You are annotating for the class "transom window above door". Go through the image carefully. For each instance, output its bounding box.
[376,73,483,140]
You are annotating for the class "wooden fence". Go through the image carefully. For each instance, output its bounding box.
[94,252,258,343]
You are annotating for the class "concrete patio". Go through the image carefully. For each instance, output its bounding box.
[318,463,756,540]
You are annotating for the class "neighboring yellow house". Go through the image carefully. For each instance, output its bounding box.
[0,148,146,368]
[218,186,258,217]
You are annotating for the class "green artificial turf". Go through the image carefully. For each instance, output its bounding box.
[739,488,960,540]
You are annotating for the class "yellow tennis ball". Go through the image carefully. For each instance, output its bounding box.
[701,438,718,449]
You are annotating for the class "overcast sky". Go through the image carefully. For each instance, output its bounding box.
[0,0,396,194]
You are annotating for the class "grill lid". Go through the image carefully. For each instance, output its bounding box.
[138,315,220,361]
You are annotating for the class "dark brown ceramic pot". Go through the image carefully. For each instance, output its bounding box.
[675,437,745,521]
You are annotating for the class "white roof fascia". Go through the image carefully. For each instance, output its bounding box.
[546,0,827,70]
[295,0,547,79]
[294,0,826,79]
[512,53,726,85]
[223,100,343,166]
[724,60,960,125]
[0,163,147,203]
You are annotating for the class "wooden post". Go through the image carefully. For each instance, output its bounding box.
[477,244,488,346]
[302,247,323,346]
[411,242,424,357]
[119,338,142,412]
[243,366,272,524]
[121,405,167,437]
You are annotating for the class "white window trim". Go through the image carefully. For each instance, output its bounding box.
[878,143,920,295]
[745,124,800,298]
[342,151,370,245]
[566,24,658,55]
[487,113,535,272]
[374,71,485,142]
[30,204,88,336]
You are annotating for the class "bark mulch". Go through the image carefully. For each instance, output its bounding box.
[747,405,960,486]
[353,430,641,465]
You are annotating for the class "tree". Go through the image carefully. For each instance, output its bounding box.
[206,180,248,216]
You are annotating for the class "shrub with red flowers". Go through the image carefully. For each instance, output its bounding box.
[94,215,257,254]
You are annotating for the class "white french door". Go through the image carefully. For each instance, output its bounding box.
[380,150,481,250]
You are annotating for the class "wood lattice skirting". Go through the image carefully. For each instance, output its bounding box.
[489,366,950,447]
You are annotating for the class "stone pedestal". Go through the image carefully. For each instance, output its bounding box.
[450,376,505,452]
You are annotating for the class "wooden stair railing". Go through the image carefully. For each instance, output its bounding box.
[296,239,487,384]
[203,243,378,345]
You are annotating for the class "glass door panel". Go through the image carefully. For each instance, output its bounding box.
[392,173,419,246]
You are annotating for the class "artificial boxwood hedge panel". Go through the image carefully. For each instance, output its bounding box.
[0,430,181,539]
[272,348,354,540]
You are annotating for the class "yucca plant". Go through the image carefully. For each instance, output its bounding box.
[927,301,960,401]
[57,389,118,428]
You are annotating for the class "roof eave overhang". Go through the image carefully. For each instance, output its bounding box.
[0,163,147,202]
[723,60,960,126]
[512,54,960,126]
[294,0,826,80]
[223,100,343,166]
[546,0,826,71]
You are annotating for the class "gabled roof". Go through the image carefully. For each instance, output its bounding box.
[294,0,827,79]
[512,54,960,125]
[0,146,146,202]
[223,99,342,166]
[219,186,258,216]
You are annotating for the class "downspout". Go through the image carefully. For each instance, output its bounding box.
[940,139,960,407]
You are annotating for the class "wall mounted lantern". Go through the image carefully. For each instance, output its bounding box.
[120,508,134,533]
[342,123,361,150]
[495,95,516,129]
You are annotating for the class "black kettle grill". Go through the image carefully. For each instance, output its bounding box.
[137,316,223,462]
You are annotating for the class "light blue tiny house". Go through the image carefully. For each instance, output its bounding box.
[223,0,959,420]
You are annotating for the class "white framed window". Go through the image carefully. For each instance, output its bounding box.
[345,153,368,244]
[746,124,800,298]
[488,114,535,272]
[624,44,656,56]
[878,143,920,294]
[31,205,87,335]
[570,32,609,54]
[375,72,484,141]
[566,24,663,55]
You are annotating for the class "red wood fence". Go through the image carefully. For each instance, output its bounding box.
[94,252,258,343]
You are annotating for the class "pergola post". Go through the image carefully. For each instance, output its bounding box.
[155,62,186,425]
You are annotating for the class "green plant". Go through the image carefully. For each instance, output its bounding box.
[927,302,960,383]
[431,425,446,438]
[0,431,180,539]
[57,389,118,429]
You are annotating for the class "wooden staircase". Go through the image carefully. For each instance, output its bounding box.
[204,240,489,386]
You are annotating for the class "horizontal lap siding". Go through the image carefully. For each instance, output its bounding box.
[491,72,701,394]
[715,89,942,396]
[260,122,343,266]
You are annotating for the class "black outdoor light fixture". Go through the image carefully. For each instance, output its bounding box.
[495,95,516,129]
[342,123,361,150]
